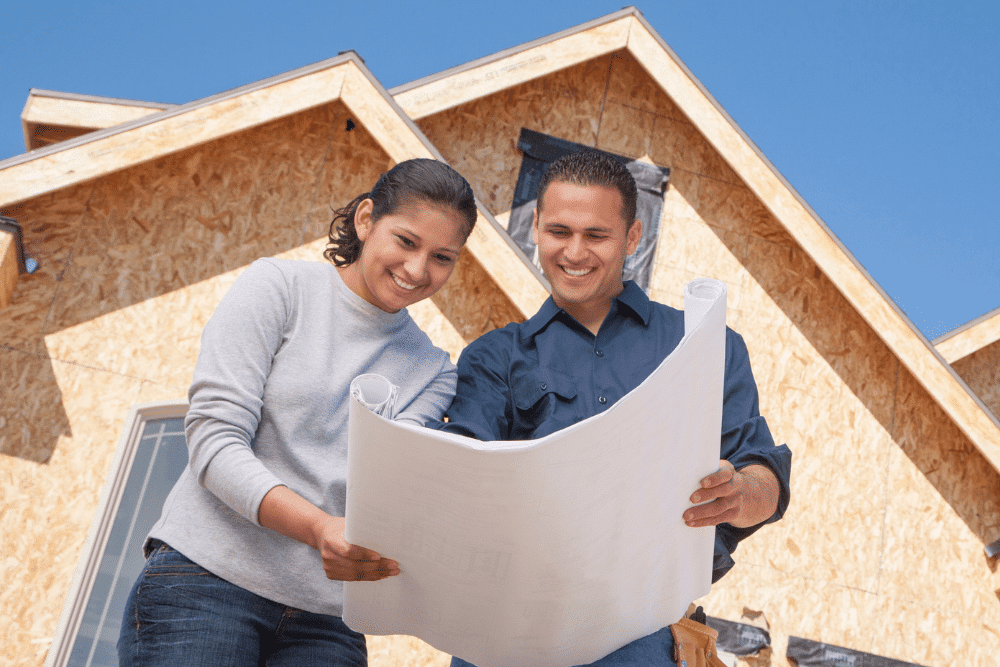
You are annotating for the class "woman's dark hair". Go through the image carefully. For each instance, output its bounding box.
[324,158,478,267]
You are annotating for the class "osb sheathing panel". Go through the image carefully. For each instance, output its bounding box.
[41,102,356,381]
[936,308,1000,363]
[1,351,144,666]
[883,367,1000,610]
[0,230,17,309]
[367,635,450,667]
[0,183,93,355]
[951,339,1000,417]
[623,16,1000,471]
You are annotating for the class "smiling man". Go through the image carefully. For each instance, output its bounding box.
[438,150,791,667]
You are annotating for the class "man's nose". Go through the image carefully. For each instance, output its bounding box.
[564,235,587,262]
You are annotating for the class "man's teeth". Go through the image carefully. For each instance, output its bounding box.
[564,267,593,277]
[392,274,417,290]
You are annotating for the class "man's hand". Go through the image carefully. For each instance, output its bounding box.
[683,461,780,529]
[258,485,400,581]
[313,515,400,582]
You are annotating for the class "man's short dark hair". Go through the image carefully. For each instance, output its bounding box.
[536,150,638,226]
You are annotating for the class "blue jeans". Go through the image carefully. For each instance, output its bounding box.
[450,625,677,667]
[118,541,367,667]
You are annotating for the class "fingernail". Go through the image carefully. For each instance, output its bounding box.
[683,512,693,521]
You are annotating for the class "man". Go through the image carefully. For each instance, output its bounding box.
[440,150,791,666]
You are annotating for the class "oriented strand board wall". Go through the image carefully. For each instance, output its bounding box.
[951,339,1000,418]
[416,51,1000,666]
[0,98,506,667]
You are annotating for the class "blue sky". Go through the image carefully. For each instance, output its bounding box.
[4,1,997,339]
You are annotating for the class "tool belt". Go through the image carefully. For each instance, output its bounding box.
[671,606,727,667]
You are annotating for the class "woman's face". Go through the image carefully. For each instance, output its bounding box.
[340,198,468,313]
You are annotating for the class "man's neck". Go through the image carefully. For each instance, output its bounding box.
[556,298,614,336]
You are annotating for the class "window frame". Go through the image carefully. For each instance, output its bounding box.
[45,400,188,667]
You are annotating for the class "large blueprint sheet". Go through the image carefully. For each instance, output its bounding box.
[344,279,727,667]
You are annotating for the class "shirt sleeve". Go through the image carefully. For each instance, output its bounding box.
[713,329,792,578]
[395,357,459,427]
[184,259,288,526]
[431,330,515,440]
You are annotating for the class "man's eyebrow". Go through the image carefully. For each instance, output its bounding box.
[541,220,613,232]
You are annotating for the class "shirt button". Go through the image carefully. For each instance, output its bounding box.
[595,350,604,357]
[598,396,607,404]
[540,383,547,391]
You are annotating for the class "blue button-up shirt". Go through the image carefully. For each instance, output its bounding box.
[438,280,791,582]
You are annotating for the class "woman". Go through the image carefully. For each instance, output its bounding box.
[118,158,478,666]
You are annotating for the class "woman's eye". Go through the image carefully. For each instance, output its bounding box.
[434,254,455,264]
[397,235,416,247]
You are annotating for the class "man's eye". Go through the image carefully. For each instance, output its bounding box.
[397,236,416,247]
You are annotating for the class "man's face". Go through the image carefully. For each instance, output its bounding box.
[532,181,642,320]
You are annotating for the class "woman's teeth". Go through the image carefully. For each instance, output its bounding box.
[392,274,417,290]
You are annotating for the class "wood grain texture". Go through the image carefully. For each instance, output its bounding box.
[936,307,1000,363]
[950,338,1000,417]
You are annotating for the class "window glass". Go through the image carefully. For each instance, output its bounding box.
[65,417,187,667]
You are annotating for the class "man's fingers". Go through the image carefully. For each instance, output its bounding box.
[683,494,740,526]
[699,460,736,489]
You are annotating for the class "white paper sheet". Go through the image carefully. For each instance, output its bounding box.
[343,278,727,667]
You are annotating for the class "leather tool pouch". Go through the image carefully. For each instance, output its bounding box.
[671,617,728,667]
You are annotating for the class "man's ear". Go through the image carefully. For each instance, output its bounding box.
[354,198,375,242]
[531,207,540,246]
[625,218,643,255]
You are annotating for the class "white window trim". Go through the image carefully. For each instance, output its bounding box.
[45,400,187,667]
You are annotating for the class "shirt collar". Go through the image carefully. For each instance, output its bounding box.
[522,280,652,338]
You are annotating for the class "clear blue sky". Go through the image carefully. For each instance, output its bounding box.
[4,1,997,339]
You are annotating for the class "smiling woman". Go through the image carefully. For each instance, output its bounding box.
[340,198,467,313]
[115,158,479,667]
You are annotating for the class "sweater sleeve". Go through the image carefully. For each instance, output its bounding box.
[184,259,289,526]
[394,356,458,427]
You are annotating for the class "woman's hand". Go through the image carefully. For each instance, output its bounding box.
[258,485,400,581]
[313,515,400,581]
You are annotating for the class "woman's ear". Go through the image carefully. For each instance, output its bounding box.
[354,198,375,242]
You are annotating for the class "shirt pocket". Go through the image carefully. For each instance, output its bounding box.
[511,368,579,436]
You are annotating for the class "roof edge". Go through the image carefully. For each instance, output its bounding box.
[26,89,177,110]
[1,53,363,172]
[933,304,1000,345]
[388,6,640,97]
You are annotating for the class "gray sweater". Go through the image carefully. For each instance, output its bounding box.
[149,258,456,616]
